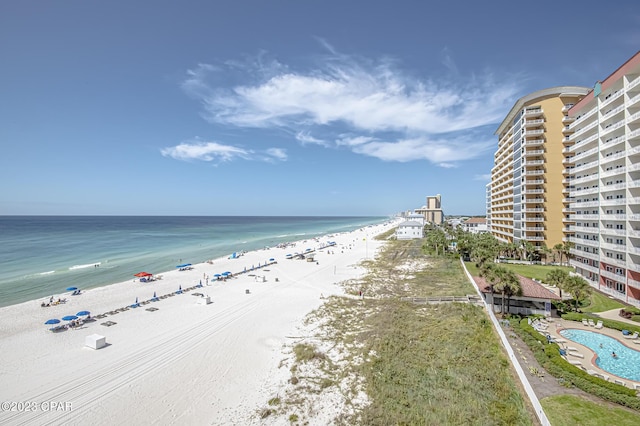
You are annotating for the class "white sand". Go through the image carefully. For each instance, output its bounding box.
[0,221,396,425]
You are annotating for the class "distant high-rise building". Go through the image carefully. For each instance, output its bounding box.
[416,194,443,224]
[566,51,640,306]
[490,87,590,249]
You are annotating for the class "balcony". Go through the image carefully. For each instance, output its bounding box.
[525,236,545,241]
[525,179,545,185]
[600,89,624,108]
[571,248,599,261]
[601,166,626,178]
[523,217,545,222]
[573,262,599,275]
[628,278,640,291]
[523,208,545,212]
[600,269,626,282]
[600,242,627,252]
[600,228,626,237]
[524,149,545,157]
[523,198,545,203]
[524,129,545,136]
[562,126,574,134]
[524,160,545,166]
[525,170,545,176]
[522,188,545,194]
[601,135,626,150]
[562,115,575,124]
[525,227,545,231]
[562,104,575,112]
[600,214,627,221]
[627,110,640,125]
[524,138,545,146]
[563,157,575,165]
[525,119,545,127]
[525,108,543,117]
[600,120,625,138]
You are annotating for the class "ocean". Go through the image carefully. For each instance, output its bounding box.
[0,216,387,308]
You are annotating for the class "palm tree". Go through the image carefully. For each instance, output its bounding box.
[494,269,521,316]
[472,233,500,268]
[562,241,574,267]
[553,243,564,265]
[545,269,569,298]
[479,263,501,312]
[539,244,552,265]
[565,275,592,310]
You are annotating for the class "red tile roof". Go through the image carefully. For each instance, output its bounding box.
[464,217,486,224]
[473,275,561,300]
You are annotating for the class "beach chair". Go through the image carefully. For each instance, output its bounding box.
[595,320,603,329]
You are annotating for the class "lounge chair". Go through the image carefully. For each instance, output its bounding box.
[588,319,596,327]
[595,320,603,329]
[582,319,589,326]
[624,332,638,340]
[614,379,626,387]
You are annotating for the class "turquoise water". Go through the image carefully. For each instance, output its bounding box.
[560,328,640,382]
[0,216,388,307]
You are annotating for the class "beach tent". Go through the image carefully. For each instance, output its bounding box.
[134,272,152,278]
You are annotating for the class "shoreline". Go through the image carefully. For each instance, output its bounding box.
[0,220,398,425]
[0,216,388,308]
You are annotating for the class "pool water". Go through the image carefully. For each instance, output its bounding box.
[559,328,640,382]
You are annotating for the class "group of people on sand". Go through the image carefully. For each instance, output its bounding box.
[41,297,67,307]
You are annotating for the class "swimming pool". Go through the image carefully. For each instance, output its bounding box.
[559,328,640,382]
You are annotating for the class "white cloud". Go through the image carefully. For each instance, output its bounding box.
[181,46,520,164]
[474,173,492,181]
[265,147,288,161]
[295,131,328,146]
[161,140,286,164]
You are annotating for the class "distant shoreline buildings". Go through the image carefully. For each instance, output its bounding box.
[487,50,640,307]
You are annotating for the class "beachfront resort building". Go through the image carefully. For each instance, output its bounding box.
[415,194,443,225]
[473,274,561,317]
[489,86,590,250]
[396,220,424,240]
[564,51,640,307]
[462,217,488,234]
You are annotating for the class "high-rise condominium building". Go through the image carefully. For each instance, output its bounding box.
[416,194,443,224]
[490,87,590,249]
[566,51,640,306]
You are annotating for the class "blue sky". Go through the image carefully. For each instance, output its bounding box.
[1,1,639,216]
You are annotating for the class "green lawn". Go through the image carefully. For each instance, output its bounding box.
[497,263,573,281]
[541,395,640,426]
[582,290,625,313]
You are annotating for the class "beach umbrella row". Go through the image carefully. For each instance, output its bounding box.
[44,311,90,325]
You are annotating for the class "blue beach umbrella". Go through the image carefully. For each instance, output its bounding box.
[214,273,221,277]
[269,258,275,261]
[62,315,78,321]
[66,287,78,291]
[45,319,60,325]
[76,311,90,316]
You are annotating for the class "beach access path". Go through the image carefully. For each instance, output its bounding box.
[0,222,396,425]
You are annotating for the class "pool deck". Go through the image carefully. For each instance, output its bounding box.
[543,316,640,390]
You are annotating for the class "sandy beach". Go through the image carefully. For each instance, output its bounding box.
[0,221,396,425]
